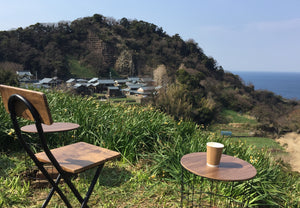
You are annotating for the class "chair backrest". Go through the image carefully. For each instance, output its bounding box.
[0,85,63,175]
[0,85,53,125]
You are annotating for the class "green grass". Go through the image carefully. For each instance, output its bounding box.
[211,109,259,137]
[229,136,283,150]
[0,154,180,207]
[69,58,97,78]
[215,109,284,151]
[0,90,299,207]
[221,109,257,124]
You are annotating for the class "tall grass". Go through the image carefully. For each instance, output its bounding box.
[0,89,299,207]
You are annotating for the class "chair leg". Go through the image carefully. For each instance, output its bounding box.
[9,114,72,207]
[55,164,104,208]
[63,174,85,204]
[81,164,104,208]
[42,174,62,208]
[36,164,72,208]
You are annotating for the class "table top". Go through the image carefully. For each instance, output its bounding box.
[21,122,80,133]
[181,152,257,181]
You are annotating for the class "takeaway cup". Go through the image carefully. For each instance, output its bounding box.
[206,142,224,167]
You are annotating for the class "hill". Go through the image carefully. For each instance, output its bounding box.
[0,14,300,135]
[0,14,219,79]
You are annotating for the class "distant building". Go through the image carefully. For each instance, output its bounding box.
[107,86,123,97]
[96,79,115,92]
[122,83,144,96]
[128,77,140,84]
[137,86,156,96]
[35,77,62,88]
[88,77,99,83]
[77,79,88,83]
[66,78,76,87]
[73,83,92,95]
[16,71,33,82]
[114,79,127,86]
[140,77,154,85]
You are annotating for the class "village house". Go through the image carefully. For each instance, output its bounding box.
[16,71,34,82]
[107,86,123,97]
[137,86,156,97]
[66,78,76,87]
[128,77,140,84]
[73,83,93,95]
[34,77,62,88]
[76,79,88,83]
[140,77,154,85]
[122,83,145,96]
[16,71,38,88]
[114,79,127,87]
[96,79,115,93]
[88,77,99,84]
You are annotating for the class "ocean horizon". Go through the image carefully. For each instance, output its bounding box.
[232,71,300,100]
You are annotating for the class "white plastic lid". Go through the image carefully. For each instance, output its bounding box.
[207,142,224,148]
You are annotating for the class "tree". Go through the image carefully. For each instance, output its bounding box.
[114,50,135,76]
[153,65,169,87]
[154,84,193,121]
[0,69,18,86]
[120,18,130,28]
[203,57,217,71]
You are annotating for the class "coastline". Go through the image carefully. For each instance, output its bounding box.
[276,132,300,172]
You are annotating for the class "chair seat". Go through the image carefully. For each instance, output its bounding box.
[35,142,120,174]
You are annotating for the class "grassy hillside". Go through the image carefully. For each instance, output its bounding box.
[0,90,299,207]
[69,58,97,78]
[210,110,258,136]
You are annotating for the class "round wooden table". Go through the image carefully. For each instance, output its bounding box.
[180,152,257,207]
[181,152,257,181]
[21,122,80,133]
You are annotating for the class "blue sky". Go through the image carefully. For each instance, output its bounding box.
[1,0,300,72]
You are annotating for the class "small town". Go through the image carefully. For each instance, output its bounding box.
[17,70,161,102]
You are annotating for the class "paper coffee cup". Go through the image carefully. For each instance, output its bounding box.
[206,142,224,167]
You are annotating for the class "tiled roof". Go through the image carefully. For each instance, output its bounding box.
[39,78,53,84]
[88,78,99,83]
[66,78,76,83]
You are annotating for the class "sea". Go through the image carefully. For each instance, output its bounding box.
[232,71,300,100]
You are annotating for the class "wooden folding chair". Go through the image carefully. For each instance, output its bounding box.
[0,85,120,208]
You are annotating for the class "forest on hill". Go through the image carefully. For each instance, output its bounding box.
[1,13,300,136]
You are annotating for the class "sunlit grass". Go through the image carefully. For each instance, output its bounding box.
[221,109,257,124]
[229,136,283,150]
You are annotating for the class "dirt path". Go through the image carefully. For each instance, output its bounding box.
[276,132,300,172]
